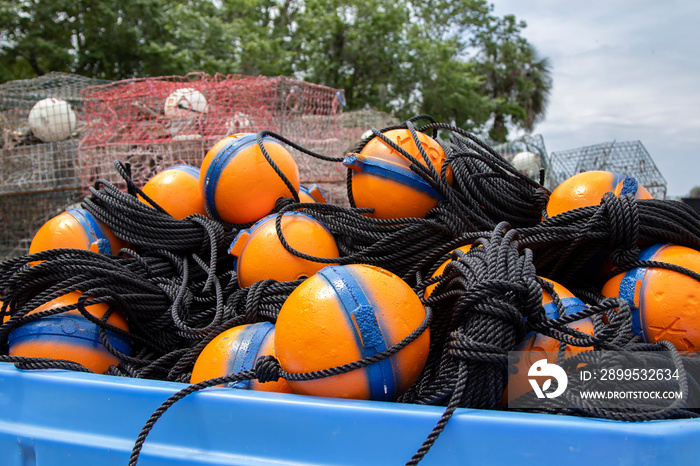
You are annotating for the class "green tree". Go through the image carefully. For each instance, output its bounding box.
[397,0,493,129]
[472,14,552,142]
[293,0,411,113]
[218,0,300,77]
[0,0,173,80]
[144,0,243,77]
[0,0,552,140]
[0,0,74,81]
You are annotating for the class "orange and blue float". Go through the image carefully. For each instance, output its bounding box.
[343,129,450,219]
[140,164,207,219]
[274,264,430,401]
[228,212,339,287]
[29,208,126,255]
[199,133,300,225]
[298,184,327,203]
[514,278,594,355]
[602,243,700,351]
[545,171,654,280]
[506,279,594,402]
[546,170,652,218]
[190,322,293,393]
[7,291,131,374]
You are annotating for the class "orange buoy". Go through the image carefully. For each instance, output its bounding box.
[140,164,207,219]
[29,208,126,255]
[546,171,652,218]
[424,245,473,299]
[602,243,700,351]
[298,184,327,203]
[515,278,594,355]
[200,133,300,225]
[191,322,293,393]
[507,279,594,402]
[228,212,339,287]
[343,129,450,219]
[275,264,430,401]
[7,291,131,373]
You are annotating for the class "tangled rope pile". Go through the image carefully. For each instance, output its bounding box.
[1,115,700,465]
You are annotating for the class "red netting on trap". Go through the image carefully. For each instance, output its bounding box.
[78,73,350,203]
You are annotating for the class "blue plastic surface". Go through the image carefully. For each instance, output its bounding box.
[1,361,699,465]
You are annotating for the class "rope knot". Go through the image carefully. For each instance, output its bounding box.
[609,246,641,268]
[254,355,281,383]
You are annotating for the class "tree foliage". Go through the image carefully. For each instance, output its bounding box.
[0,0,551,140]
[472,14,552,142]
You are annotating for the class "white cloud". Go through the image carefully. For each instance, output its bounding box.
[491,0,700,197]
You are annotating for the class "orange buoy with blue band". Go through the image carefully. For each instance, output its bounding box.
[546,170,652,218]
[516,278,594,352]
[228,212,339,287]
[507,279,594,402]
[29,208,125,255]
[298,184,327,203]
[191,322,293,393]
[200,133,300,225]
[343,129,450,219]
[602,243,700,351]
[275,264,430,401]
[140,164,207,219]
[7,291,131,373]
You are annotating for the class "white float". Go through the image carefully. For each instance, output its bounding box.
[28,98,77,142]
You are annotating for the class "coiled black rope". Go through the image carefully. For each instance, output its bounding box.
[403,219,700,464]
[518,192,700,287]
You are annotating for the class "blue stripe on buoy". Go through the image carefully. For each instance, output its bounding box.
[543,297,587,320]
[619,175,639,196]
[169,164,200,178]
[617,243,665,338]
[560,297,588,317]
[67,208,111,254]
[8,314,132,356]
[318,266,396,401]
[203,135,260,221]
[226,322,274,390]
[343,154,443,200]
[639,243,666,261]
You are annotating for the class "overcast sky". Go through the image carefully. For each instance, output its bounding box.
[491,0,700,198]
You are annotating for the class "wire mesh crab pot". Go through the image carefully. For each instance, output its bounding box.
[77,73,350,204]
[548,140,668,199]
[0,72,108,260]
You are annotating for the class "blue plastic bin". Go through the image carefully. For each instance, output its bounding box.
[1,361,699,465]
